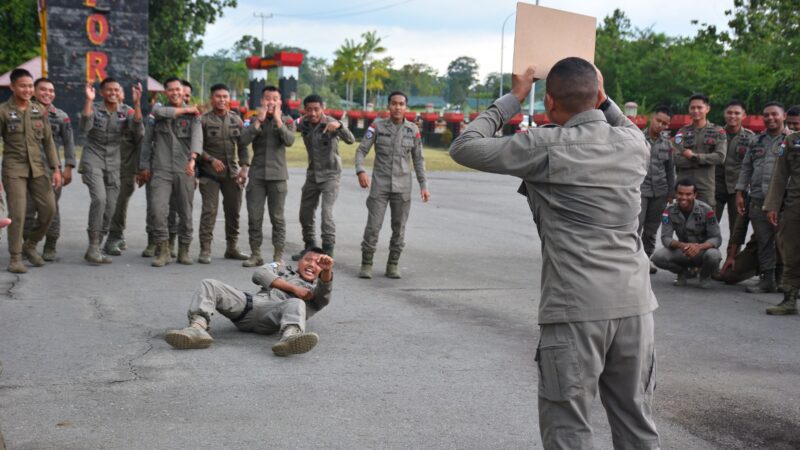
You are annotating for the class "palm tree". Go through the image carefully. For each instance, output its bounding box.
[332,38,362,105]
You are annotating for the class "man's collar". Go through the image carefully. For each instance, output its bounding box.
[563,109,606,128]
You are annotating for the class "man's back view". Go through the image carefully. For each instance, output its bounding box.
[450,57,659,449]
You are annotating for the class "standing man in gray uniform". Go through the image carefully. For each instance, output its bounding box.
[639,105,674,274]
[356,91,430,279]
[715,100,754,240]
[164,248,333,357]
[735,102,788,293]
[25,78,76,261]
[80,78,144,264]
[105,88,144,256]
[652,178,722,288]
[450,59,659,449]
[293,94,355,259]
[240,86,296,267]
[672,93,727,207]
[138,76,202,267]
[196,83,249,264]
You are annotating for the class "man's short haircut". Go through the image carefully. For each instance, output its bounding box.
[787,105,800,117]
[545,57,598,114]
[163,76,182,88]
[387,91,408,103]
[301,246,326,257]
[763,101,785,111]
[34,77,54,88]
[652,105,671,116]
[724,99,746,111]
[262,85,279,95]
[210,83,229,94]
[10,68,33,84]
[181,79,193,91]
[688,93,709,105]
[303,94,324,107]
[100,77,120,89]
[676,177,697,193]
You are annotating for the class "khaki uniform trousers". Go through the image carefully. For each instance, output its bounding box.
[651,247,722,278]
[361,190,411,254]
[779,208,800,289]
[638,195,668,257]
[749,198,778,272]
[537,313,659,450]
[3,174,55,255]
[148,171,193,244]
[720,239,760,284]
[299,178,339,247]
[199,176,242,243]
[245,179,286,252]
[144,183,180,240]
[188,279,307,334]
[81,168,119,234]
[25,184,61,240]
[108,172,136,240]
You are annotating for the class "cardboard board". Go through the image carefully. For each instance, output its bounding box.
[512,3,596,78]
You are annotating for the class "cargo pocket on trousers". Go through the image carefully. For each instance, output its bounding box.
[536,341,583,402]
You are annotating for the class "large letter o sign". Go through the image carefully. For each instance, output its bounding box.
[86,14,109,46]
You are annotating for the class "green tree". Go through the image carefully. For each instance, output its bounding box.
[385,63,444,97]
[445,56,479,107]
[149,0,237,81]
[0,0,39,73]
[331,38,362,105]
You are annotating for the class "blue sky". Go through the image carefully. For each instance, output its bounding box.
[201,0,734,80]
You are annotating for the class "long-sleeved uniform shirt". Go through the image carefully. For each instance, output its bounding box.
[299,115,355,183]
[356,118,427,194]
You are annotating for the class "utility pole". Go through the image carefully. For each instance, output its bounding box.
[253,12,274,57]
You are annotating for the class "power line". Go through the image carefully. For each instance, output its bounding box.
[274,0,413,20]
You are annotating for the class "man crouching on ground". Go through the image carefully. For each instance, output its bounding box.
[165,248,333,356]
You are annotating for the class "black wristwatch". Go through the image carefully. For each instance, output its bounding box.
[599,98,612,112]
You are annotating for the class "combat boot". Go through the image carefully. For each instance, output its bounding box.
[322,243,334,258]
[385,250,402,279]
[766,288,798,316]
[198,241,212,264]
[168,233,177,258]
[7,254,27,274]
[746,270,776,293]
[674,269,688,287]
[291,241,316,261]
[42,236,58,262]
[242,249,264,267]
[273,247,284,265]
[151,242,171,267]
[177,243,193,265]
[224,240,248,260]
[142,235,157,257]
[103,237,123,256]
[164,326,214,349]
[84,232,111,265]
[271,325,319,357]
[358,251,374,279]
[22,240,45,267]
[118,238,127,251]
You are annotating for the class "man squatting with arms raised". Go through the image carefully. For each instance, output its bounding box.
[450,58,659,449]
[165,248,334,357]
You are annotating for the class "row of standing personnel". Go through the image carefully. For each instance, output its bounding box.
[0,68,429,278]
[638,94,800,315]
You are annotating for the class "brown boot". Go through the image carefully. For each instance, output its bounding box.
[358,251,374,279]
[151,242,171,267]
[142,235,157,257]
[22,240,45,267]
[243,248,264,267]
[7,254,27,274]
[84,232,112,265]
[42,236,57,262]
[177,243,193,265]
[385,250,402,279]
[198,241,211,264]
[224,240,248,260]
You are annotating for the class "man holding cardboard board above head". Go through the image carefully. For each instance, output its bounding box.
[450,7,659,449]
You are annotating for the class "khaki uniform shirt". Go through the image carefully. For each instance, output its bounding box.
[355,119,427,194]
[251,263,332,314]
[45,105,77,172]
[240,116,296,181]
[199,110,247,180]
[299,115,355,183]
[450,95,658,325]
[716,128,754,195]
[764,132,800,212]
[0,99,59,178]
[140,105,202,173]
[79,102,143,174]
[641,129,675,198]
[735,131,788,200]
[660,200,721,248]
[672,122,727,196]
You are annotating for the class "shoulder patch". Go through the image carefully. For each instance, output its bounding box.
[662,211,670,224]
[674,132,683,145]
[365,124,376,140]
[706,210,717,225]
[779,142,785,157]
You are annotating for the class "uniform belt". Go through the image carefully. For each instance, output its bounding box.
[232,293,253,323]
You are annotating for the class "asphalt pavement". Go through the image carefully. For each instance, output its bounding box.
[0,168,798,449]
